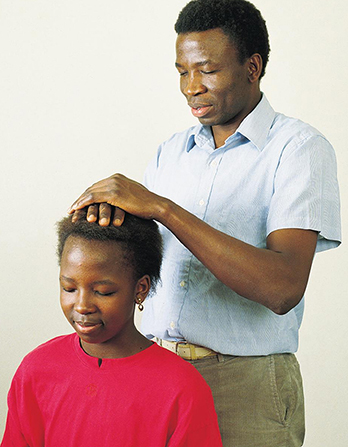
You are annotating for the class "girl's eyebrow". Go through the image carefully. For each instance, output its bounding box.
[91,280,116,286]
[59,275,73,282]
[60,276,116,286]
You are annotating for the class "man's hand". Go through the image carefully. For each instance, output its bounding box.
[70,203,125,227]
[68,173,165,226]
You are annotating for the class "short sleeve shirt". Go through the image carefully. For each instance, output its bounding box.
[142,95,341,356]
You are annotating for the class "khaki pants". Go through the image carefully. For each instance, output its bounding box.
[188,353,305,447]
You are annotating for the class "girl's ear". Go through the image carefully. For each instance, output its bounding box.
[134,275,151,304]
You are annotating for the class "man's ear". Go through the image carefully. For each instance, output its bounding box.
[134,275,151,304]
[247,53,263,83]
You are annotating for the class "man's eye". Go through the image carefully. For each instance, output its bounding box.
[179,71,188,77]
[201,70,217,74]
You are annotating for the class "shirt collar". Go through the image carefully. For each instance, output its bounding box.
[186,94,276,152]
[235,94,276,151]
[185,125,213,152]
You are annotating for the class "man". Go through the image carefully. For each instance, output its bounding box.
[69,0,341,445]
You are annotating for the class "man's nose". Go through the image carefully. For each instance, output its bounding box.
[182,73,207,97]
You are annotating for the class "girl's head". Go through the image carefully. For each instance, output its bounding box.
[56,211,162,358]
[57,212,162,291]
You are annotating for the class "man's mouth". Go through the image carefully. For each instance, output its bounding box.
[190,105,212,118]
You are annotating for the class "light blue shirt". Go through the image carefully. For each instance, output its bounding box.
[142,95,341,356]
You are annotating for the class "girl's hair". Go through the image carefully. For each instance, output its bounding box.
[56,210,163,293]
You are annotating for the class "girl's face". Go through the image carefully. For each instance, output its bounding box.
[59,236,150,359]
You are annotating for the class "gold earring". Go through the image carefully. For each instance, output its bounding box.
[136,297,144,311]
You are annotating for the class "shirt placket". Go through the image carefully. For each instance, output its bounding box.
[172,144,223,337]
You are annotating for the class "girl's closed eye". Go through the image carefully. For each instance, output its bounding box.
[95,290,116,297]
[62,287,76,293]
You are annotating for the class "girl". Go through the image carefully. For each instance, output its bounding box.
[1,211,222,447]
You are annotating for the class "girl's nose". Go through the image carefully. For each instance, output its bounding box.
[74,291,97,315]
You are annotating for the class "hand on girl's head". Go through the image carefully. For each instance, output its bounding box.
[71,204,125,227]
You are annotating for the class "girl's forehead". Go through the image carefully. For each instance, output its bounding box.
[61,236,129,269]
[60,237,136,286]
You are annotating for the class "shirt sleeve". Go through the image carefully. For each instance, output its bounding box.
[267,134,341,252]
[1,378,29,447]
[165,376,223,447]
[1,365,44,447]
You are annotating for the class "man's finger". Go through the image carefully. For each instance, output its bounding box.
[68,189,100,213]
[113,207,125,227]
[99,203,112,226]
[71,208,87,223]
[86,204,98,223]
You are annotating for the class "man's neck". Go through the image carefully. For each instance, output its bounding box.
[212,92,262,149]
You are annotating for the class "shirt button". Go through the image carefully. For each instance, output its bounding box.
[199,199,205,206]
[210,159,217,167]
[170,321,175,330]
[180,280,186,288]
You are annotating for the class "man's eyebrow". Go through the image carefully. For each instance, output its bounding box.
[175,60,214,68]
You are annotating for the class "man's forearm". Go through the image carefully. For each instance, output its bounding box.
[154,197,317,314]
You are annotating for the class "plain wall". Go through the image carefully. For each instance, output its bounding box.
[0,1,347,445]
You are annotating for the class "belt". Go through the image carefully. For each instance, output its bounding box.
[158,339,218,360]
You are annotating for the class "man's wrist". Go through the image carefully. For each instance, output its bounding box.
[152,196,176,227]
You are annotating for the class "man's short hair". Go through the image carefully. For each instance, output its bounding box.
[56,211,163,293]
[175,0,270,79]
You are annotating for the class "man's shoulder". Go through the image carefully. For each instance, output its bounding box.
[272,111,327,144]
[251,96,330,151]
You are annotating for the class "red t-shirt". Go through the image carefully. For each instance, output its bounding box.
[1,334,222,446]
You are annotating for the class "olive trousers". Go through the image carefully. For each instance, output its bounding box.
[188,353,305,447]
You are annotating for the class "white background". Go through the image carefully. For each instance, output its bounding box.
[0,1,347,445]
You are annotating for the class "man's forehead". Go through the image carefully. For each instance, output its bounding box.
[177,28,224,42]
[175,29,237,62]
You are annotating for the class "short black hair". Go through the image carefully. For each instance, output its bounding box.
[175,0,270,78]
[56,211,163,293]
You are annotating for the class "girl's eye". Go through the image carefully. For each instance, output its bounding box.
[62,287,76,293]
[201,70,217,74]
[95,291,116,297]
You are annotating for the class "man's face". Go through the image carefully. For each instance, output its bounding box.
[60,236,146,358]
[176,28,254,134]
